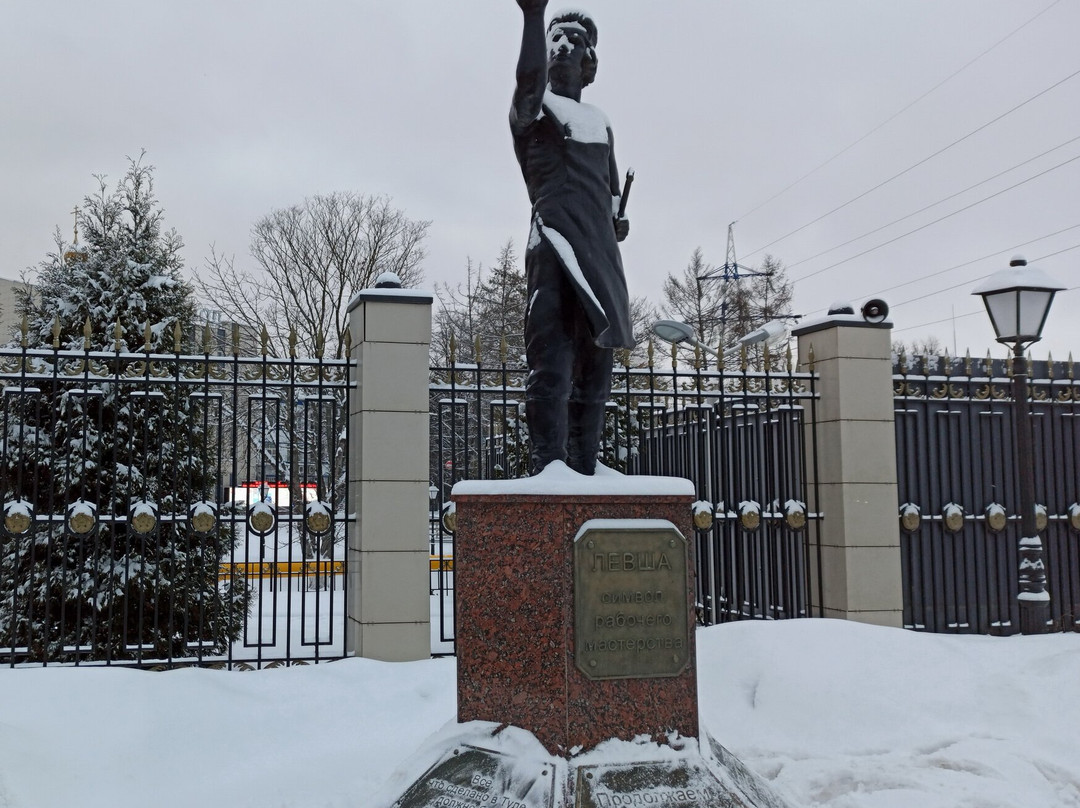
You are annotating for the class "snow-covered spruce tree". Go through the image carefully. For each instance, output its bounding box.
[1,156,249,662]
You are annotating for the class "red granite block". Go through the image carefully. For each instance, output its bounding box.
[454,493,698,755]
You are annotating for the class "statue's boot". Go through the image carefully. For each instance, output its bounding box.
[526,398,568,475]
[566,400,606,476]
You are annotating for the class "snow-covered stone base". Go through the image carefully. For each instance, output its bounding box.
[373,721,796,808]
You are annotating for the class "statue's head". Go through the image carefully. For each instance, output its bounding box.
[547,9,598,88]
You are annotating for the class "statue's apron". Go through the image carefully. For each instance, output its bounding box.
[513,91,634,349]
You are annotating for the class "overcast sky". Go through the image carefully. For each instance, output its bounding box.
[3,1,1078,359]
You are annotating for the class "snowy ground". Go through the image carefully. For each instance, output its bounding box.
[1,619,1077,808]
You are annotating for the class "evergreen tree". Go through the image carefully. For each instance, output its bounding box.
[433,240,527,366]
[1,156,249,662]
[474,241,528,363]
[661,247,730,353]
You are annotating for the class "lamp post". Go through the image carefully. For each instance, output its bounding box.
[972,256,1064,634]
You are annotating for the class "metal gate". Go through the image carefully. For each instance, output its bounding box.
[0,332,353,668]
[895,353,1080,633]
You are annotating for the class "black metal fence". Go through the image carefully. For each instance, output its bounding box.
[17,326,1074,666]
[0,333,353,668]
[895,353,1080,634]
[429,346,822,650]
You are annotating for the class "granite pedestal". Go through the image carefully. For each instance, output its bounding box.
[378,465,796,808]
[453,484,698,755]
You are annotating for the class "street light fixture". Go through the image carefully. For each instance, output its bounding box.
[973,257,1063,346]
[651,319,789,363]
[972,256,1064,634]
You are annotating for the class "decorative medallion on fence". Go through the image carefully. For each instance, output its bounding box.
[738,501,762,532]
[67,501,97,535]
[3,501,33,536]
[984,503,1007,533]
[130,502,158,535]
[784,500,807,531]
[248,503,277,535]
[942,503,965,534]
[189,502,218,535]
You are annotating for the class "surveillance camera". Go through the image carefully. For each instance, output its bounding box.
[861,299,889,324]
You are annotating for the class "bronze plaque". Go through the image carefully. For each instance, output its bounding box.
[574,522,689,680]
[575,760,741,808]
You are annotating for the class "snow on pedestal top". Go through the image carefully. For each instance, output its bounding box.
[452,460,694,497]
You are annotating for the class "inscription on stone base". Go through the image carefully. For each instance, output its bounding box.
[575,760,750,808]
[392,745,555,808]
[378,723,795,808]
[574,521,689,680]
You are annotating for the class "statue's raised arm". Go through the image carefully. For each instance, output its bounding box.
[511,0,549,130]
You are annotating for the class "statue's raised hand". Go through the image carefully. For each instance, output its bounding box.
[516,0,548,13]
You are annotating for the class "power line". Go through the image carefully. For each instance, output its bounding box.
[735,0,1064,224]
[746,64,1080,260]
[784,135,1080,272]
[892,310,982,334]
[887,240,1080,311]
[789,152,1080,284]
[855,224,1080,300]
[800,230,1080,321]
[892,276,995,310]
[1031,243,1080,263]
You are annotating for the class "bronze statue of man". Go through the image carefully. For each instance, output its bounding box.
[511,0,634,476]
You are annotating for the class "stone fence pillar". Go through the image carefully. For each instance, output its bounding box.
[793,316,903,627]
[346,282,433,660]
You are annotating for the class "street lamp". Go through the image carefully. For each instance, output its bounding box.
[651,319,789,363]
[972,256,1064,634]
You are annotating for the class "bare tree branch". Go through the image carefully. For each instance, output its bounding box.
[199,192,429,358]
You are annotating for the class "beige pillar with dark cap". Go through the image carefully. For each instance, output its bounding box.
[346,278,433,661]
[794,312,904,627]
